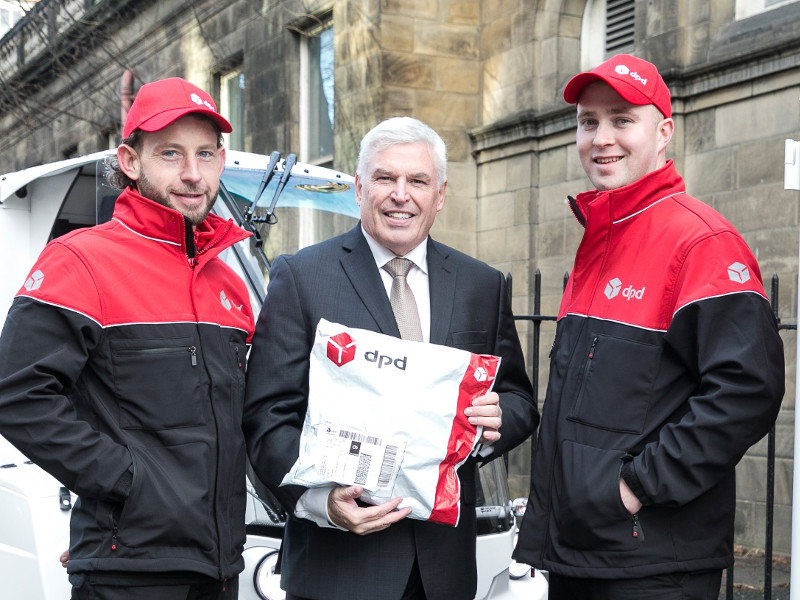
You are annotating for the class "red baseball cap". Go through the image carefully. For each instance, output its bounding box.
[123,77,233,138]
[563,54,672,118]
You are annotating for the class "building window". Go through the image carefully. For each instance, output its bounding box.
[605,0,634,54]
[736,0,798,19]
[0,1,24,37]
[580,0,635,70]
[299,19,334,166]
[220,68,245,151]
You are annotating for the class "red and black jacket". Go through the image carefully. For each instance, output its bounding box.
[0,188,254,579]
[514,161,784,578]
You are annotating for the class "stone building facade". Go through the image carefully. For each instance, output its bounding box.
[0,0,798,553]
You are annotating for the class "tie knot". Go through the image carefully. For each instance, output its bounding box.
[384,257,413,278]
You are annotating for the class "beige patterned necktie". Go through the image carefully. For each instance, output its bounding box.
[382,257,424,342]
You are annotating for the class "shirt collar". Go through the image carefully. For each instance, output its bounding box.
[361,226,429,275]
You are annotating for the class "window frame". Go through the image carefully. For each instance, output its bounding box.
[736,0,798,20]
[297,11,334,167]
[219,66,245,152]
[580,0,635,70]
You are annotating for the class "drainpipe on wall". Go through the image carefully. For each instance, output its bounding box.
[119,69,134,137]
[785,126,800,600]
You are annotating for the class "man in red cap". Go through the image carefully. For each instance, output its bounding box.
[513,54,785,598]
[0,77,253,599]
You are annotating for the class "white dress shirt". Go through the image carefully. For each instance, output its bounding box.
[362,229,431,343]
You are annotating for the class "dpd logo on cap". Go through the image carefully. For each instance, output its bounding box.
[190,92,215,111]
[615,63,647,86]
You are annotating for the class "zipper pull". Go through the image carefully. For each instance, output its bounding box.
[588,336,598,359]
[235,346,242,368]
[632,513,644,540]
[110,516,118,550]
[189,346,197,367]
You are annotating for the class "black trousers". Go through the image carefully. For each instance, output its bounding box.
[547,570,722,600]
[286,556,427,600]
[69,572,238,600]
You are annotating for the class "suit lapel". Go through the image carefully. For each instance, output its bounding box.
[340,226,401,337]
[427,239,456,345]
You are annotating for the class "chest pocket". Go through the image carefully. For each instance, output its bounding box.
[450,330,488,352]
[566,333,662,434]
[111,337,206,430]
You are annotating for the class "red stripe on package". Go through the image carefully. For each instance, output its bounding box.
[430,353,499,524]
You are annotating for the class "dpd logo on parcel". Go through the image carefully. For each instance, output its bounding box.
[327,330,408,370]
[327,332,357,366]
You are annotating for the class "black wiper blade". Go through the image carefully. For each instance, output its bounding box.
[252,153,297,226]
[245,150,281,222]
[218,179,271,259]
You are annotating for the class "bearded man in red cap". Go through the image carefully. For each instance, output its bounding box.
[513,54,785,599]
[0,77,253,599]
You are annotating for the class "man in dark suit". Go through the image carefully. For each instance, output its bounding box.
[243,117,538,600]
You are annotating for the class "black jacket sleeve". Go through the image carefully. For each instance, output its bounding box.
[630,292,784,506]
[243,255,313,510]
[0,298,132,500]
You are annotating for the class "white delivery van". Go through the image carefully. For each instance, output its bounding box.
[0,150,547,600]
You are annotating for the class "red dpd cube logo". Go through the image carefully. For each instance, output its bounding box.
[327,332,357,367]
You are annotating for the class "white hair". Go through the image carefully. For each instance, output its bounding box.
[356,117,447,190]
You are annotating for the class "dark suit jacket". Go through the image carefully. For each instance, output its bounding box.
[243,225,537,600]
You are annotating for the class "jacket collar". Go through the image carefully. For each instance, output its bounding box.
[338,225,455,345]
[340,225,399,337]
[425,238,455,345]
[111,187,251,260]
[571,160,686,229]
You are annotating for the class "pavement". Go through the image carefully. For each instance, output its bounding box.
[719,548,791,599]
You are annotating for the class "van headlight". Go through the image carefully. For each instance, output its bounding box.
[254,550,285,600]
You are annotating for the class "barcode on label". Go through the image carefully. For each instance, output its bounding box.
[377,445,398,487]
[339,429,381,446]
[355,453,371,485]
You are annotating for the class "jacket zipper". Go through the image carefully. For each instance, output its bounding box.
[567,195,587,227]
[109,512,119,551]
[632,513,644,541]
[196,220,232,258]
[114,346,197,368]
[572,336,598,413]
[549,325,563,358]
[587,336,598,361]
[188,219,234,268]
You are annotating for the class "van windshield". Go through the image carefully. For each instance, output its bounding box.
[214,159,360,306]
